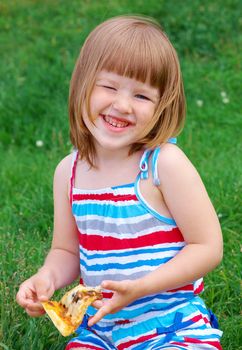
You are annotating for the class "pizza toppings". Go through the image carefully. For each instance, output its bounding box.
[41,284,102,336]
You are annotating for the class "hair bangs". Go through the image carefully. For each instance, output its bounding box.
[98,26,163,88]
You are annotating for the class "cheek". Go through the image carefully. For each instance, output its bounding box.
[141,105,156,123]
[89,93,104,118]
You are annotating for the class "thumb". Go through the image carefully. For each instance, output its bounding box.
[34,279,53,301]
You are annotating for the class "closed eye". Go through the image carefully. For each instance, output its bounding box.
[135,94,151,101]
[102,85,116,91]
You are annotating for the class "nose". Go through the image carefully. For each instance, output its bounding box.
[112,92,132,115]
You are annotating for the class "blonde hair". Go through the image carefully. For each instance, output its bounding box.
[69,15,186,166]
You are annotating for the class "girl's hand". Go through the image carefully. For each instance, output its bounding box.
[88,279,140,326]
[16,269,55,317]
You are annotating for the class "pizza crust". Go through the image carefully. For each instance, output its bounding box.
[42,284,102,336]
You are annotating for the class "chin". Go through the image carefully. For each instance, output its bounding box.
[96,139,130,152]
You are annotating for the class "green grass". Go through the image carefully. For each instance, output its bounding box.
[0,0,241,349]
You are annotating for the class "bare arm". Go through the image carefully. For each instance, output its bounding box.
[89,145,223,325]
[16,155,80,316]
[43,155,80,289]
[135,145,223,295]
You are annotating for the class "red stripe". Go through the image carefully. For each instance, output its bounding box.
[73,193,138,202]
[203,317,210,324]
[183,314,210,326]
[184,337,222,350]
[115,319,131,325]
[117,332,157,350]
[103,285,200,299]
[102,291,113,298]
[190,314,203,323]
[194,280,204,294]
[168,284,194,292]
[66,343,103,350]
[79,227,184,251]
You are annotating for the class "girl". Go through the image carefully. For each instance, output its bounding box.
[16,15,223,350]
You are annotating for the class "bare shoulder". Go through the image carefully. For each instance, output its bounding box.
[157,143,198,177]
[54,153,73,180]
[53,153,75,194]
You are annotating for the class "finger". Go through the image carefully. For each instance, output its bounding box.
[25,307,46,317]
[16,290,28,308]
[101,280,124,293]
[92,300,104,309]
[25,300,45,313]
[16,287,34,308]
[88,304,111,327]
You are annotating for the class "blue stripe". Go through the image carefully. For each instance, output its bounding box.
[192,300,209,315]
[87,297,195,320]
[92,323,114,332]
[80,257,171,271]
[111,182,134,189]
[80,246,182,260]
[73,202,147,218]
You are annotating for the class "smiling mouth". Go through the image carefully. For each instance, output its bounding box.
[102,115,130,128]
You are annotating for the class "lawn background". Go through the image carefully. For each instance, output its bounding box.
[0,0,241,349]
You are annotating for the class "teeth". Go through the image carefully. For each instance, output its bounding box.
[104,116,129,128]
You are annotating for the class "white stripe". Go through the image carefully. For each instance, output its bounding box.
[183,309,208,324]
[81,264,159,276]
[178,328,223,337]
[194,277,203,289]
[80,250,178,266]
[132,301,192,323]
[75,213,153,225]
[125,296,191,313]
[74,198,138,206]
[80,242,185,256]
[78,224,178,238]
[73,186,135,195]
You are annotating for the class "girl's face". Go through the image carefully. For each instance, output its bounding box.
[83,70,160,154]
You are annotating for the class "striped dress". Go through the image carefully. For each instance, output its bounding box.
[66,145,222,350]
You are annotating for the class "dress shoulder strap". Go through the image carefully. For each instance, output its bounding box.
[139,149,153,180]
[138,137,177,186]
[152,137,177,186]
[69,149,79,205]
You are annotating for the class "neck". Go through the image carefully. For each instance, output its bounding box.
[94,147,143,172]
[94,144,131,167]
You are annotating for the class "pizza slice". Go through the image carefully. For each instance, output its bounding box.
[41,284,102,336]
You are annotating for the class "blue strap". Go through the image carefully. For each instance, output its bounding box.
[140,138,177,184]
[152,148,161,186]
[152,138,177,186]
[139,149,152,180]
[167,137,177,144]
